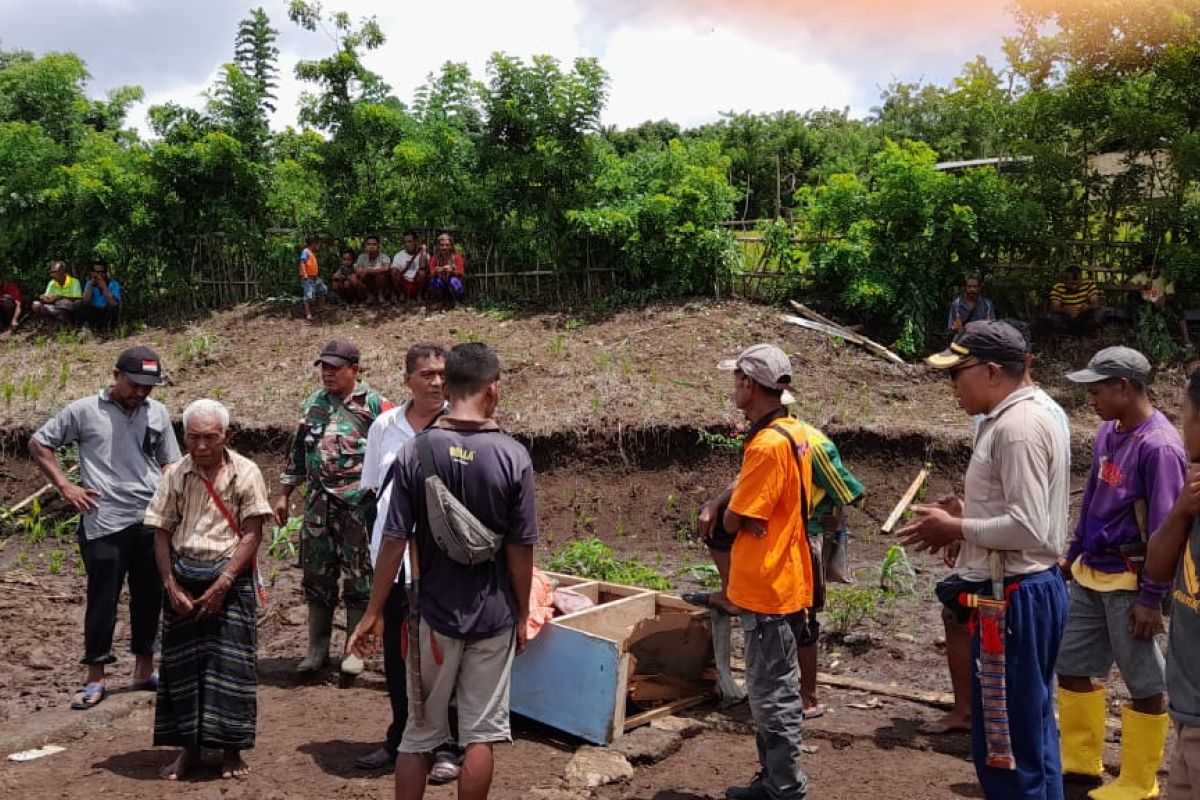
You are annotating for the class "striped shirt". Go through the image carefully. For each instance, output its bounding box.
[145,449,273,561]
[1050,280,1099,310]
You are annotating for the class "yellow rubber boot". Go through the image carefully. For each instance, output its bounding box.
[1089,706,1169,800]
[1059,686,1106,779]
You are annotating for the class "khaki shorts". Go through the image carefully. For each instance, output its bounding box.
[398,625,516,754]
[1170,722,1200,800]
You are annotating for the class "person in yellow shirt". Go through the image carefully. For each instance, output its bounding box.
[710,343,814,800]
[31,261,82,322]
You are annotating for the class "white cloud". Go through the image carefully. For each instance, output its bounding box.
[599,24,856,128]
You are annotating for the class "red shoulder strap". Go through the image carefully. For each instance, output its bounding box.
[201,473,242,536]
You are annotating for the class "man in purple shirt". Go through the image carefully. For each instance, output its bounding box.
[1057,346,1186,800]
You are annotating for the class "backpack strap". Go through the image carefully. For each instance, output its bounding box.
[416,430,437,481]
[769,423,811,527]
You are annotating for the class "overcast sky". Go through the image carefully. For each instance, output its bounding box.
[0,0,1014,137]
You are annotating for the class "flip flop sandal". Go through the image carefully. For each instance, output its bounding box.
[70,682,107,710]
[681,592,713,608]
[132,674,159,691]
[803,705,827,720]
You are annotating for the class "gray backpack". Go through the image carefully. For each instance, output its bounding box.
[416,431,503,565]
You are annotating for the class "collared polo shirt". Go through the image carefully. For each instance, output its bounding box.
[34,389,181,539]
[144,449,273,561]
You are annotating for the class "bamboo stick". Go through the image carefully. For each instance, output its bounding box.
[880,467,930,535]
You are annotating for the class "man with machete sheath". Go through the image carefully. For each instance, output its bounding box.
[900,320,1071,800]
[1055,347,1184,800]
[350,342,536,800]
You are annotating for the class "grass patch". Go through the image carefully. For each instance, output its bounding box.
[547,537,669,590]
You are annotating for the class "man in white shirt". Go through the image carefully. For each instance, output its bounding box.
[392,230,430,308]
[356,343,448,772]
[900,320,1071,800]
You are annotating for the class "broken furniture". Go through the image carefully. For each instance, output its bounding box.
[511,573,716,745]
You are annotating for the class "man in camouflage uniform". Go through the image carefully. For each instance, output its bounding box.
[274,339,393,676]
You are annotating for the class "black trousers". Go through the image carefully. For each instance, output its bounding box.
[77,523,162,665]
[383,581,410,754]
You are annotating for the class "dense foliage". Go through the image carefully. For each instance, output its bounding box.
[2,1,1200,352]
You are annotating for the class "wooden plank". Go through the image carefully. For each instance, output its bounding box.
[511,623,623,745]
[816,672,953,709]
[557,592,657,641]
[623,694,711,731]
[781,314,908,367]
[881,467,929,535]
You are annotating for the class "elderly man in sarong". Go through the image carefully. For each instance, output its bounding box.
[147,398,273,781]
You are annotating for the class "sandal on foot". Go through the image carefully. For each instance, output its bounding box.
[803,704,827,720]
[132,673,159,691]
[70,682,107,710]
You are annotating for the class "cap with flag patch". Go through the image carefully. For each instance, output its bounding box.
[115,346,165,386]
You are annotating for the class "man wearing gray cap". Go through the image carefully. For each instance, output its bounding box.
[29,346,181,709]
[275,339,394,675]
[699,343,814,800]
[1056,346,1186,800]
[901,320,1071,800]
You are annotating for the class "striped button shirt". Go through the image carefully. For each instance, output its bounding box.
[145,449,273,561]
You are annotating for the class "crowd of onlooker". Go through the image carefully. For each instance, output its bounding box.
[298,230,466,321]
[948,259,1192,348]
[1,258,123,333]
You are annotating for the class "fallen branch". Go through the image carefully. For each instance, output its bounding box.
[880,467,930,535]
[781,313,907,367]
[816,672,953,710]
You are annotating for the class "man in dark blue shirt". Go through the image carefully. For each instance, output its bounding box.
[77,259,122,329]
[350,342,536,800]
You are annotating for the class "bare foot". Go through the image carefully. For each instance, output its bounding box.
[161,748,198,780]
[221,749,250,779]
[919,711,971,735]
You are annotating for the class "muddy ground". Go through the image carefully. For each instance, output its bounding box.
[0,299,1171,798]
[0,440,1139,800]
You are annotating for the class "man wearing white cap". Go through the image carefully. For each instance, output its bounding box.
[702,344,815,800]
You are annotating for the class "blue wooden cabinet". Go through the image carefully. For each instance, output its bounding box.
[510,574,715,745]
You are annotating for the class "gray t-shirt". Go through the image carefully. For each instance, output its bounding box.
[1168,515,1200,726]
[34,389,181,539]
[355,253,390,269]
[383,421,538,641]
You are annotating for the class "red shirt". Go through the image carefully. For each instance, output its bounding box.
[1,282,21,304]
[430,253,465,278]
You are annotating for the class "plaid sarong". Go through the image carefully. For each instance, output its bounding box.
[154,557,258,750]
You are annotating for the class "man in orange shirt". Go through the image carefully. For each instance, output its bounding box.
[717,343,814,800]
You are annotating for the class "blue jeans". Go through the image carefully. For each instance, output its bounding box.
[972,567,1069,800]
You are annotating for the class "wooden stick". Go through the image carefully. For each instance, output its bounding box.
[880,467,930,534]
[815,672,953,709]
[623,694,711,731]
[9,483,53,514]
[780,314,907,367]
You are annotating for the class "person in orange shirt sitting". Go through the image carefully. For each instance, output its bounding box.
[708,343,815,800]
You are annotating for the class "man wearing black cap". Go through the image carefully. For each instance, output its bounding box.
[28,346,181,709]
[1055,346,1185,800]
[900,321,1071,800]
[275,339,394,676]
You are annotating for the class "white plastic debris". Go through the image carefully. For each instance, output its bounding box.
[8,744,66,762]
